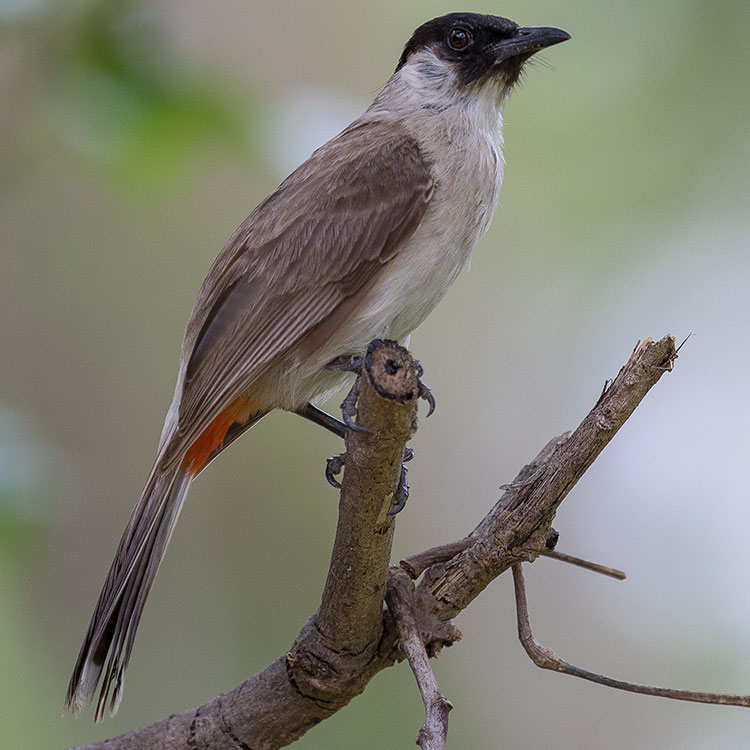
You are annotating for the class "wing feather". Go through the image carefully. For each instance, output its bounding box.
[165,120,433,465]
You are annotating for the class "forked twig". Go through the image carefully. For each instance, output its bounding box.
[387,568,453,750]
[512,564,750,708]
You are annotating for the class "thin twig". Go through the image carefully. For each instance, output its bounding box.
[541,549,626,580]
[387,568,453,750]
[512,564,750,708]
[676,332,694,352]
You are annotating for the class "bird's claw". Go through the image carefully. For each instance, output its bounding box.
[340,375,367,432]
[414,361,436,417]
[387,463,410,515]
[326,452,346,489]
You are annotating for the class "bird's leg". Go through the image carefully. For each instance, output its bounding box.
[325,355,366,432]
[295,401,414,514]
[296,402,348,439]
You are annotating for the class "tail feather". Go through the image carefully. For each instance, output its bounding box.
[66,406,268,719]
[65,467,191,719]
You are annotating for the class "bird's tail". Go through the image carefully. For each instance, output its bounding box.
[64,464,192,721]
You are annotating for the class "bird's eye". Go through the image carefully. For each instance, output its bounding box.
[448,27,472,51]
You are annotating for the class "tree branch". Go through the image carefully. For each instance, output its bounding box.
[71,335,703,750]
[540,549,626,580]
[414,336,677,621]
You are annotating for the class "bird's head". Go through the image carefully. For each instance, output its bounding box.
[394,13,570,106]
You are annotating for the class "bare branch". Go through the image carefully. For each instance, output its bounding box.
[512,564,750,708]
[386,568,453,750]
[399,531,629,583]
[315,340,418,650]
[416,336,678,620]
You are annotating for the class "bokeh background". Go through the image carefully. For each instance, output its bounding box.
[2,0,750,747]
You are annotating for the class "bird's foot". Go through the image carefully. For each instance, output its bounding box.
[326,354,436,421]
[388,449,413,515]
[325,447,414,515]
[340,375,365,432]
[325,355,367,432]
[325,452,347,489]
[319,349,430,511]
[326,354,363,373]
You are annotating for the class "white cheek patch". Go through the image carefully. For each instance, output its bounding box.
[412,52,452,80]
[398,49,459,107]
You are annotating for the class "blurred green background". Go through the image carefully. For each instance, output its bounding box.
[2,0,750,747]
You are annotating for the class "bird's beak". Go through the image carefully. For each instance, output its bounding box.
[493,25,571,63]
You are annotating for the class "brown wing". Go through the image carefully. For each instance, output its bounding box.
[163,119,433,465]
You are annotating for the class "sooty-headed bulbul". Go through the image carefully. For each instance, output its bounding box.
[65,12,570,719]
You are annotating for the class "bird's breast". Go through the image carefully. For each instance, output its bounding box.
[275,109,505,408]
[368,110,505,340]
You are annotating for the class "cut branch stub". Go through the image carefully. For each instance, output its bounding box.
[364,339,421,406]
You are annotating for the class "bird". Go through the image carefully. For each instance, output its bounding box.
[65,12,570,720]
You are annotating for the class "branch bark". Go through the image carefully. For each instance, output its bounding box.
[70,335,681,750]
